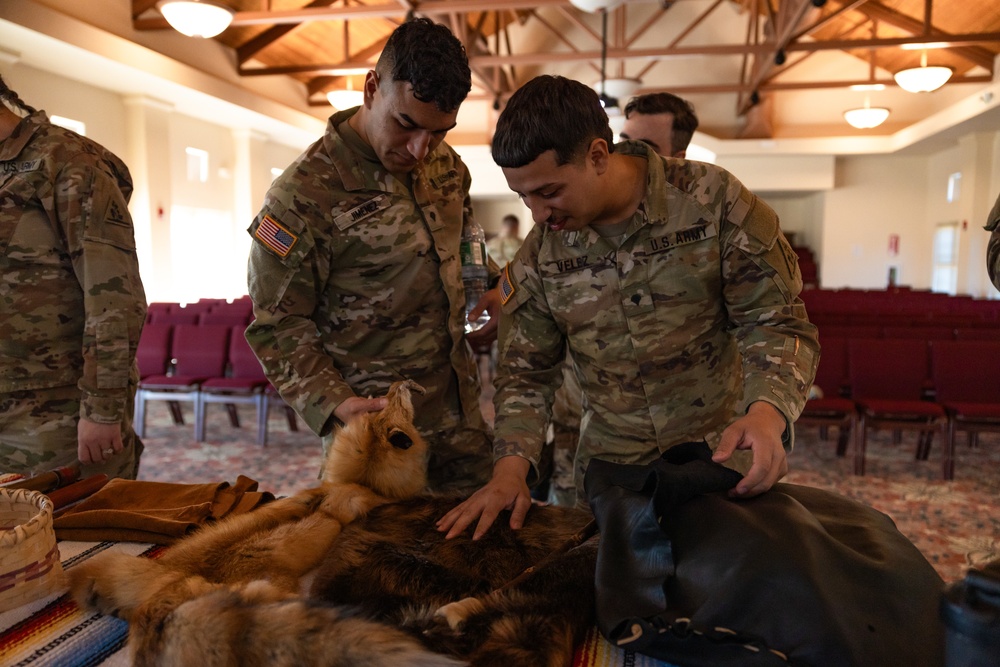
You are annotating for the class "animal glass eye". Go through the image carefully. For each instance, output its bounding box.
[388,430,413,450]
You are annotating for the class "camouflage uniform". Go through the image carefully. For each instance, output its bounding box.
[494,141,819,500]
[246,109,493,491]
[986,190,1000,291]
[0,111,146,479]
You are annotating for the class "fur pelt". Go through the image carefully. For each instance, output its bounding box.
[69,380,597,667]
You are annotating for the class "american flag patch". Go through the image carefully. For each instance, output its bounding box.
[499,263,516,305]
[254,215,298,257]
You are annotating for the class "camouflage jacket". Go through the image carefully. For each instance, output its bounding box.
[246,109,495,440]
[0,111,147,423]
[494,141,819,482]
[986,190,1000,291]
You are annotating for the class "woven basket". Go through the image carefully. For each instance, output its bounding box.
[0,489,64,613]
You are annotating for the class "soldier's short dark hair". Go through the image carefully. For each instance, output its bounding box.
[623,92,699,155]
[492,75,614,169]
[377,18,471,113]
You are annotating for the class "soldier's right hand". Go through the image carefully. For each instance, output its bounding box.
[436,455,532,540]
[334,396,389,425]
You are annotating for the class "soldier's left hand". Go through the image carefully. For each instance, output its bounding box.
[712,402,788,498]
[465,286,501,351]
[77,418,123,465]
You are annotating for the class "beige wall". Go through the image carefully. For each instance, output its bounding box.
[1,61,308,303]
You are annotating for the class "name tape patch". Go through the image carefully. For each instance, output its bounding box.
[2,159,42,174]
[334,195,390,230]
[255,215,298,257]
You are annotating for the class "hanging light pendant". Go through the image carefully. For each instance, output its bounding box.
[843,95,889,129]
[159,1,234,38]
[894,50,953,93]
[326,77,364,110]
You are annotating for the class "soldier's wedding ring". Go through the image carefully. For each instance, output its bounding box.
[103,448,115,456]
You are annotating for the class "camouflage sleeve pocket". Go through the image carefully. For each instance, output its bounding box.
[498,261,531,315]
[736,195,779,255]
[247,205,315,313]
[248,202,313,268]
[84,185,137,252]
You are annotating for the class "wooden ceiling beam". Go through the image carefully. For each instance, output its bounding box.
[785,31,1000,53]
[842,0,996,70]
[238,29,1000,77]
[225,0,570,27]
[236,0,342,65]
[131,0,160,19]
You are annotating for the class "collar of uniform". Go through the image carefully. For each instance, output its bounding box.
[614,139,670,228]
[0,110,47,162]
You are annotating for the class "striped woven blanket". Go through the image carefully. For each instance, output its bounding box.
[0,541,676,667]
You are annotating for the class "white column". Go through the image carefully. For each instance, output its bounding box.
[123,95,174,303]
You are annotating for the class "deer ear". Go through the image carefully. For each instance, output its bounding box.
[388,430,413,450]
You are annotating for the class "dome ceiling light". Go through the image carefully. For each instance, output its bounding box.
[159,0,234,39]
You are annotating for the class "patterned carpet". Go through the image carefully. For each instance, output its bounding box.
[136,398,1000,583]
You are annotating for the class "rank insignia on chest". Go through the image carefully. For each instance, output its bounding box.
[499,263,516,305]
[255,214,299,257]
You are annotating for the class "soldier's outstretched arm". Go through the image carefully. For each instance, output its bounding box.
[436,454,532,539]
[719,183,819,462]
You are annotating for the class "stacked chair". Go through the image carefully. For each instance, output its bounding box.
[797,288,999,479]
[133,297,299,445]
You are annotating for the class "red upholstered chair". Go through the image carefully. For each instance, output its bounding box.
[198,326,269,444]
[134,323,185,425]
[931,341,1000,480]
[797,337,855,456]
[144,302,173,324]
[135,324,172,380]
[198,311,251,327]
[134,325,231,438]
[881,326,956,341]
[954,328,995,341]
[848,339,947,477]
[149,311,199,326]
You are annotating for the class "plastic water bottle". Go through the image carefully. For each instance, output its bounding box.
[460,220,491,333]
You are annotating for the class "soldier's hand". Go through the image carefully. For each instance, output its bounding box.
[77,418,123,465]
[334,396,388,425]
[436,455,531,540]
[713,401,788,498]
[465,287,501,351]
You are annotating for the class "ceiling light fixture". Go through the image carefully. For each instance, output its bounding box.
[894,51,952,93]
[326,89,363,109]
[326,76,364,110]
[843,96,890,129]
[570,0,624,12]
[159,0,234,38]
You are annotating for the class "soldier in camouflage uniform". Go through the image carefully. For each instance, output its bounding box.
[987,190,1000,291]
[246,19,496,491]
[439,76,818,539]
[541,91,704,507]
[0,77,146,479]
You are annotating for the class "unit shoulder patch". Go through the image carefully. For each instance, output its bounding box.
[254,214,299,257]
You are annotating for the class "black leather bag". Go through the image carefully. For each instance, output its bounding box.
[585,442,946,667]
